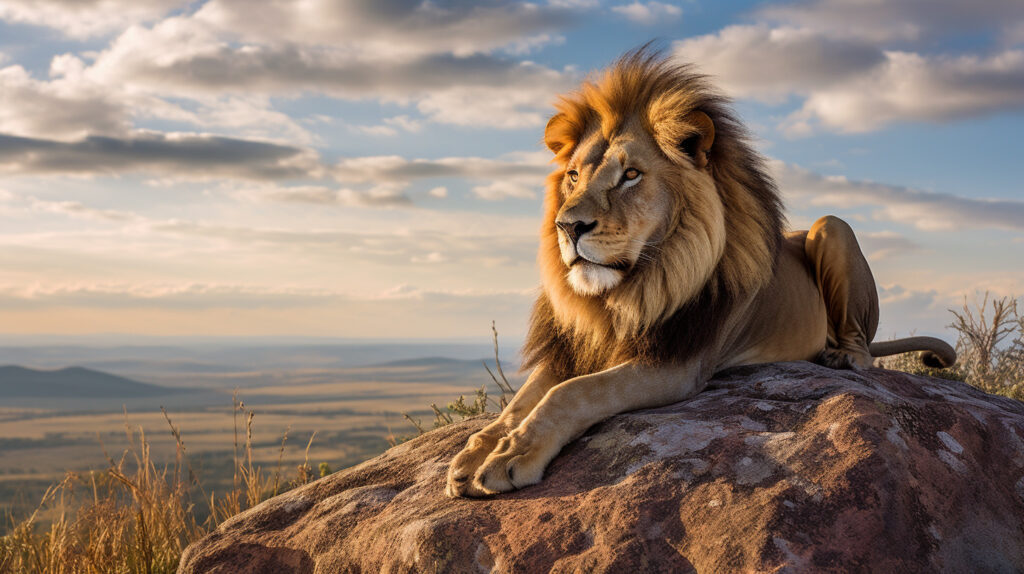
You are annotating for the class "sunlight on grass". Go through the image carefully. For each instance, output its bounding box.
[0,393,327,574]
[3,306,1020,573]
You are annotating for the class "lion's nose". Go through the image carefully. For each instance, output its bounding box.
[556,220,597,244]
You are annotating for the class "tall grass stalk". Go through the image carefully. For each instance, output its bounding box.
[0,398,320,573]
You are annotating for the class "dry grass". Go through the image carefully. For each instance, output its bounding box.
[878,293,1024,401]
[0,325,515,572]
[6,303,1018,572]
[0,394,324,574]
[390,321,517,444]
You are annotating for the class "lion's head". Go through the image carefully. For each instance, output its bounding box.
[524,50,784,376]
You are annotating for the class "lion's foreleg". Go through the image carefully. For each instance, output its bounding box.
[472,360,703,495]
[446,364,560,497]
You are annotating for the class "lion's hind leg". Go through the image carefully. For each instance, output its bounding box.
[805,215,879,370]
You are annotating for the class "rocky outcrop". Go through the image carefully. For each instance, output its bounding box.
[178,362,1024,573]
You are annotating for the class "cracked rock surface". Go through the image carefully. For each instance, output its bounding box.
[178,362,1024,573]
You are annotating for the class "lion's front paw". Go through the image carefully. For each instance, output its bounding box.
[446,431,501,498]
[473,430,554,495]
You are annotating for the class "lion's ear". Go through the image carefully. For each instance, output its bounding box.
[680,110,715,169]
[649,104,716,169]
[544,113,574,155]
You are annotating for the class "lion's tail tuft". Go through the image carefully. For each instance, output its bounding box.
[869,337,957,368]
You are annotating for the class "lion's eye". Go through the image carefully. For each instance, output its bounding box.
[567,170,579,183]
[621,168,643,189]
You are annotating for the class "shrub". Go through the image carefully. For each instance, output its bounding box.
[878,293,1024,401]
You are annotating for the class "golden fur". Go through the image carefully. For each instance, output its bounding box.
[523,50,783,380]
[445,49,955,498]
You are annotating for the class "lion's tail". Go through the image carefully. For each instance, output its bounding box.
[869,337,957,369]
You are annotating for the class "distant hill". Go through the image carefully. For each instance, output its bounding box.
[370,356,478,368]
[0,365,178,398]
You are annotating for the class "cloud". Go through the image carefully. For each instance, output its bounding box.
[875,284,957,339]
[0,131,322,180]
[472,181,538,200]
[672,25,884,102]
[858,231,923,261]
[0,282,538,338]
[71,8,573,130]
[0,280,536,310]
[0,63,130,140]
[349,115,425,138]
[28,198,140,222]
[384,115,422,133]
[0,59,317,144]
[611,2,682,25]
[783,50,1024,133]
[328,152,549,201]
[0,0,185,39]
[759,0,1024,44]
[1,0,576,147]
[673,15,1024,132]
[773,161,1024,232]
[191,0,570,58]
[146,95,318,145]
[235,184,414,208]
[150,220,539,266]
[333,154,549,187]
[0,282,340,309]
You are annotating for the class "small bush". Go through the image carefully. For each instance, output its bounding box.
[879,293,1024,401]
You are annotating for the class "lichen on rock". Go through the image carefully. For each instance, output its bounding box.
[179,361,1024,574]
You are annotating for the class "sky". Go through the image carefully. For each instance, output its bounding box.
[0,0,1022,345]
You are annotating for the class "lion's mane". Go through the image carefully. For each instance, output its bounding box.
[522,50,785,380]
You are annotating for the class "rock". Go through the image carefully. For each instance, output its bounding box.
[178,362,1024,573]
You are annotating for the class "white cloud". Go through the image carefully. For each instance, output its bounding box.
[411,251,448,264]
[234,184,414,208]
[611,2,682,25]
[759,0,1024,44]
[191,0,570,58]
[0,63,130,140]
[783,50,1024,133]
[383,115,422,133]
[353,124,399,137]
[333,154,549,185]
[415,81,564,128]
[0,0,186,39]
[73,16,572,130]
[349,115,425,138]
[472,181,538,201]
[875,284,957,339]
[773,161,1024,232]
[858,231,922,261]
[672,25,883,102]
[329,153,548,201]
[428,187,448,199]
[675,24,1024,132]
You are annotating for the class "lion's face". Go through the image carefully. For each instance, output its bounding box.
[551,114,722,298]
[525,54,784,370]
[555,123,673,295]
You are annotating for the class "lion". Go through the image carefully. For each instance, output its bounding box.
[446,50,955,498]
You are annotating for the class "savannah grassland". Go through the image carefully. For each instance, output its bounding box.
[1,297,1023,573]
[0,368,472,520]
[0,344,523,572]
